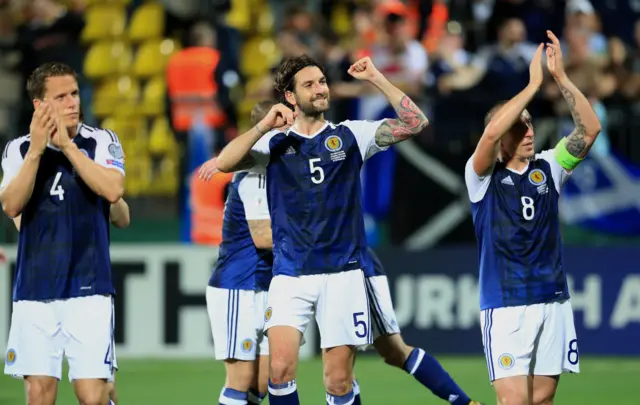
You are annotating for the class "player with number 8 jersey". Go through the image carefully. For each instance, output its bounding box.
[464,33,602,404]
[1,63,125,405]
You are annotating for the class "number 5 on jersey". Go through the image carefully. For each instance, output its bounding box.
[309,158,324,184]
[521,196,534,220]
[50,171,65,201]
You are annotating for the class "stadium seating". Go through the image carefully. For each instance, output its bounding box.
[127,2,165,43]
[81,0,180,196]
[81,4,126,43]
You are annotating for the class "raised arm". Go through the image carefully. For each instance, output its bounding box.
[347,57,429,147]
[545,30,601,164]
[0,104,54,218]
[216,104,295,173]
[472,43,544,177]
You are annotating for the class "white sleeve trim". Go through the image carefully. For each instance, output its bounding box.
[94,129,125,176]
[249,130,276,170]
[238,173,270,220]
[465,155,491,203]
[536,149,571,194]
[0,138,27,190]
[341,119,389,160]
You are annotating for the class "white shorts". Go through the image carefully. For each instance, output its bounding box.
[4,295,116,382]
[206,287,269,361]
[366,276,401,340]
[264,269,372,349]
[481,299,579,382]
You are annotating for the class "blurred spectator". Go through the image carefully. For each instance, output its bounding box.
[441,18,536,99]
[358,3,428,120]
[565,0,608,63]
[16,0,87,131]
[0,5,20,142]
[430,21,472,96]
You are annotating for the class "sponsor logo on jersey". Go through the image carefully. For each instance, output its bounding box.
[497,353,514,370]
[264,307,272,322]
[528,169,546,186]
[324,135,343,152]
[241,338,254,353]
[501,176,514,186]
[5,349,16,366]
[107,160,125,170]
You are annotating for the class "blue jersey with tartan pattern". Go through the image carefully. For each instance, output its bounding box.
[465,150,570,310]
[250,120,387,277]
[209,172,273,291]
[0,124,125,301]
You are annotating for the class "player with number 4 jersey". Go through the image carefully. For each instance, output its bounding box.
[215,55,429,405]
[464,32,601,405]
[1,62,125,405]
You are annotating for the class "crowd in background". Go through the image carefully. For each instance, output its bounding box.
[1,0,640,243]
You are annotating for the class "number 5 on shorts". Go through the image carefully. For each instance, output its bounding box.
[353,312,368,338]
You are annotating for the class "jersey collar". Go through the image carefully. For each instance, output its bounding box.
[287,121,330,139]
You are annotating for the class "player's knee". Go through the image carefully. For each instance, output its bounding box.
[532,390,556,405]
[496,394,529,405]
[323,367,352,396]
[269,357,296,383]
[374,335,412,368]
[25,378,57,405]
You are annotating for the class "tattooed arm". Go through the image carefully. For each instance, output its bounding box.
[555,76,601,158]
[347,57,429,147]
[374,94,429,147]
[247,220,272,250]
[545,30,601,160]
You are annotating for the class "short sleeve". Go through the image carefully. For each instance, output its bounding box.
[536,149,571,194]
[1,139,25,189]
[248,130,275,171]
[95,129,125,176]
[465,155,491,203]
[341,119,389,160]
[238,173,270,220]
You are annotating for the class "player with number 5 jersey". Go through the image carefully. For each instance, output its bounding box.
[1,63,125,405]
[464,32,601,405]
[215,55,429,405]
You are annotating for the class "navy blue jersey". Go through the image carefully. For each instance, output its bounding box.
[209,172,273,291]
[1,124,125,301]
[465,150,570,310]
[249,120,387,277]
[362,247,386,277]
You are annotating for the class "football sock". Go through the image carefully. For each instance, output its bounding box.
[248,388,265,404]
[352,380,362,405]
[268,379,300,405]
[219,387,248,404]
[403,348,471,405]
[326,387,355,405]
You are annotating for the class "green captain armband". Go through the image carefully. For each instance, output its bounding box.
[554,138,584,171]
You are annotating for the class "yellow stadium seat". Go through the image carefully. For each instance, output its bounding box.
[148,116,176,156]
[255,3,274,35]
[125,154,152,196]
[240,37,280,77]
[139,76,166,116]
[93,76,141,117]
[81,5,126,43]
[100,115,146,143]
[132,39,179,78]
[85,0,131,5]
[331,3,351,37]
[128,2,165,43]
[225,0,251,32]
[84,41,132,80]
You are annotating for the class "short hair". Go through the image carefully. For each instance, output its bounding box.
[273,55,326,99]
[26,62,77,100]
[484,101,508,127]
[251,100,276,125]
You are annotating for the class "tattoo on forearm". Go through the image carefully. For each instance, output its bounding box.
[558,83,588,158]
[374,96,429,146]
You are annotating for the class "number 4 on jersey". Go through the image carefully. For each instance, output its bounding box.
[50,172,65,201]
